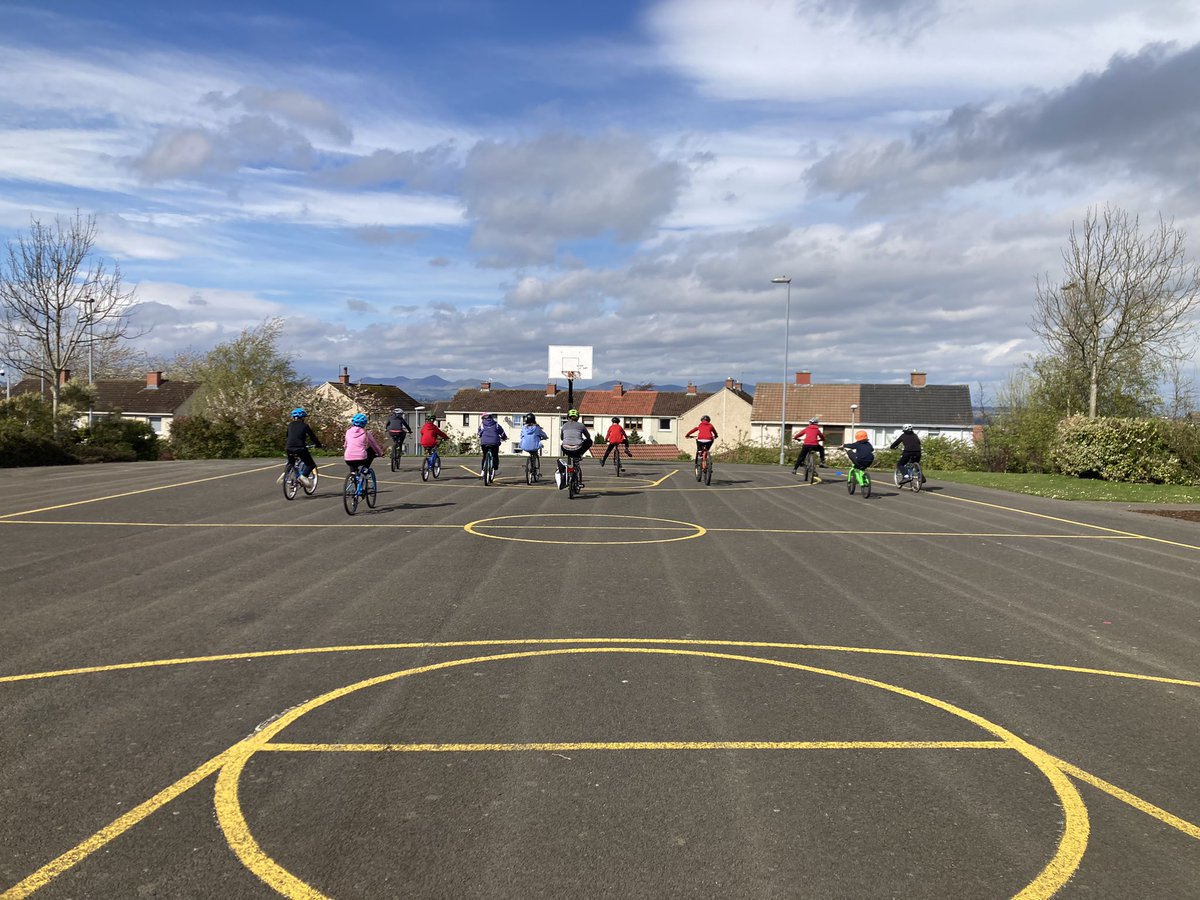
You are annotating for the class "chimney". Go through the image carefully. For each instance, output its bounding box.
[724,377,735,390]
[480,380,491,391]
[686,381,697,395]
[546,382,558,397]
[734,381,743,392]
[796,371,811,386]
[910,371,927,388]
[145,371,163,389]
[612,381,624,397]
[339,367,350,385]
[58,369,71,386]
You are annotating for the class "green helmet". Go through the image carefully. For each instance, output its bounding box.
[568,409,580,418]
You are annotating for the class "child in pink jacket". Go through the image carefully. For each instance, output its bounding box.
[344,413,383,472]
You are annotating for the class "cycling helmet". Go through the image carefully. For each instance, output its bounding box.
[809,417,819,424]
[855,430,868,441]
[525,414,537,424]
[902,424,914,432]
[483,412,494,420]
[568,409,579,418]
[611,416,620,423]
[393,407,404,414]
[290,407,306,419]
[351,413,368,427]
[701,415,711,422]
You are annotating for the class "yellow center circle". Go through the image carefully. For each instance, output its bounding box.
[462,513,707,545]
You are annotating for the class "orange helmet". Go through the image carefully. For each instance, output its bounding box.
[854,430,868,441]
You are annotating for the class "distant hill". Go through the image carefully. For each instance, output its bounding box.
[366,375,754,401]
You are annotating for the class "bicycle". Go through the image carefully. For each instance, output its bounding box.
[846,464,872,499]
[282,450,319,500]
[389,436,406,472]
[343,464,378,515]
[481,448,496,486]
[421,446,442,482]
[613,446,625,477]
[803,448,819,484]
[895,460,924,492]
[563,453,584,499]
[525,451,541,485]
[694,445,713,485]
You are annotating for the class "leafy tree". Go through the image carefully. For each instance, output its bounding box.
[191,319,309,426]
[0,213,139,424]
[1032,206,1200,418]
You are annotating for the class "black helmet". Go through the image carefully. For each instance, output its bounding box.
[611,416,620,423]
[701,415,711,422]
[524,414,536,424]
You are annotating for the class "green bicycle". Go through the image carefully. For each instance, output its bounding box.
[846,464,871,498]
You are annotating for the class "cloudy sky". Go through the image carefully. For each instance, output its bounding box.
[4,0,1200,393]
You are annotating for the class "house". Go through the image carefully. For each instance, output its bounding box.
[314,367,424,453]
[12,369,200,437]
[677,378,755,450]
[578,381,711,460]
[751,370,974,450]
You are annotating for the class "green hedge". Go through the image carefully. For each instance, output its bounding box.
[0,422,79,467]
[1051,416,1198,484]
[77,417,159,462]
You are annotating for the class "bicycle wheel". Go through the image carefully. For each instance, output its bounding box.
[568,466,578,499]
[483,454,494,486]
[365,468,378,507]
[421,456,431,482]
[432,455,441,478]
[390,446,399,472]
[302,467,318,496]
[862,471,872,499]
[894,467,904,487]
[694,457,702,482]
[911,463,922,492]
[283,463,299,500]
[847,470,856,495]
[705,459,713,485]
[614,452,622,477]
[526,457,534,485]
[532,455,540,483]
[805,455,817,484]
[343,473,359,515]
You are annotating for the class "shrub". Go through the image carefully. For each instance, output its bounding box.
[919,435,983,471]
[1051,416,1194,484]
[0,420,78,467]
[168,415,242,459]
[79,416,159,461]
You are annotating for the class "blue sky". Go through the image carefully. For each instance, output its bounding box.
[3,0,1200,393]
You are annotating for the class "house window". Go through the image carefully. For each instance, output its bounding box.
[625,417,643,430]
[147,417,164,434]
[462,414,470,427]
[583,417,594,426]
[658,418,670,430]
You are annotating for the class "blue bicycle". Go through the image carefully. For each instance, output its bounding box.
[421,446,442,482]
[343,464,377,515]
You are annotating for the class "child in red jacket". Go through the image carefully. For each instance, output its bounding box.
[600,417,631,466]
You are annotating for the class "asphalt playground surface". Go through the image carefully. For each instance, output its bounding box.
[1,456,1198,899]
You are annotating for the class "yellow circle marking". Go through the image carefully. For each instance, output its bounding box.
[463,513,706,545]
[208,647,1086,900]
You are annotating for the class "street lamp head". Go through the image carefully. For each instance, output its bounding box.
[850,403,858,410]
[771,276,791,284]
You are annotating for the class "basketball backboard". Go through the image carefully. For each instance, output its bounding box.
[548,345,593,381]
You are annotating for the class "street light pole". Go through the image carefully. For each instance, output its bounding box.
[772,276,792,465]
[85,299,95,429]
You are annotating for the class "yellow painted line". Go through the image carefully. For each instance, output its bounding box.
[710,528,1142,540]
[933,491,1200,553]
[647,469,679,486]
[204,647,1087,900]
[463,514,706,546]
[5,637,1200,688]
[0,464,278,521]
[457,464,482,476]
[1054,757,1200,841]
[0,520,463,530]
[0,751,233,899]
[262,740,1009,753]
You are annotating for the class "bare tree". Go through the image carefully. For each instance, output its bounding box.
[1032,205,1200,418]
[0,213,139,421]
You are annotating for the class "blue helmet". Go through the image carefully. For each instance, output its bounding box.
[291,407,306,419]
[351,413,368,427]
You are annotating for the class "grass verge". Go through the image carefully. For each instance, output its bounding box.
[926,470,1200,503]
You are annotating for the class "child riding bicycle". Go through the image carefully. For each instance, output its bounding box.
[841,430,874,471]
[685,416,718,463]
[285,407,322,487]
[344,413,382,474]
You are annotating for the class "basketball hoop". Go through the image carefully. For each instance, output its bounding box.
[563,370,577,381]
